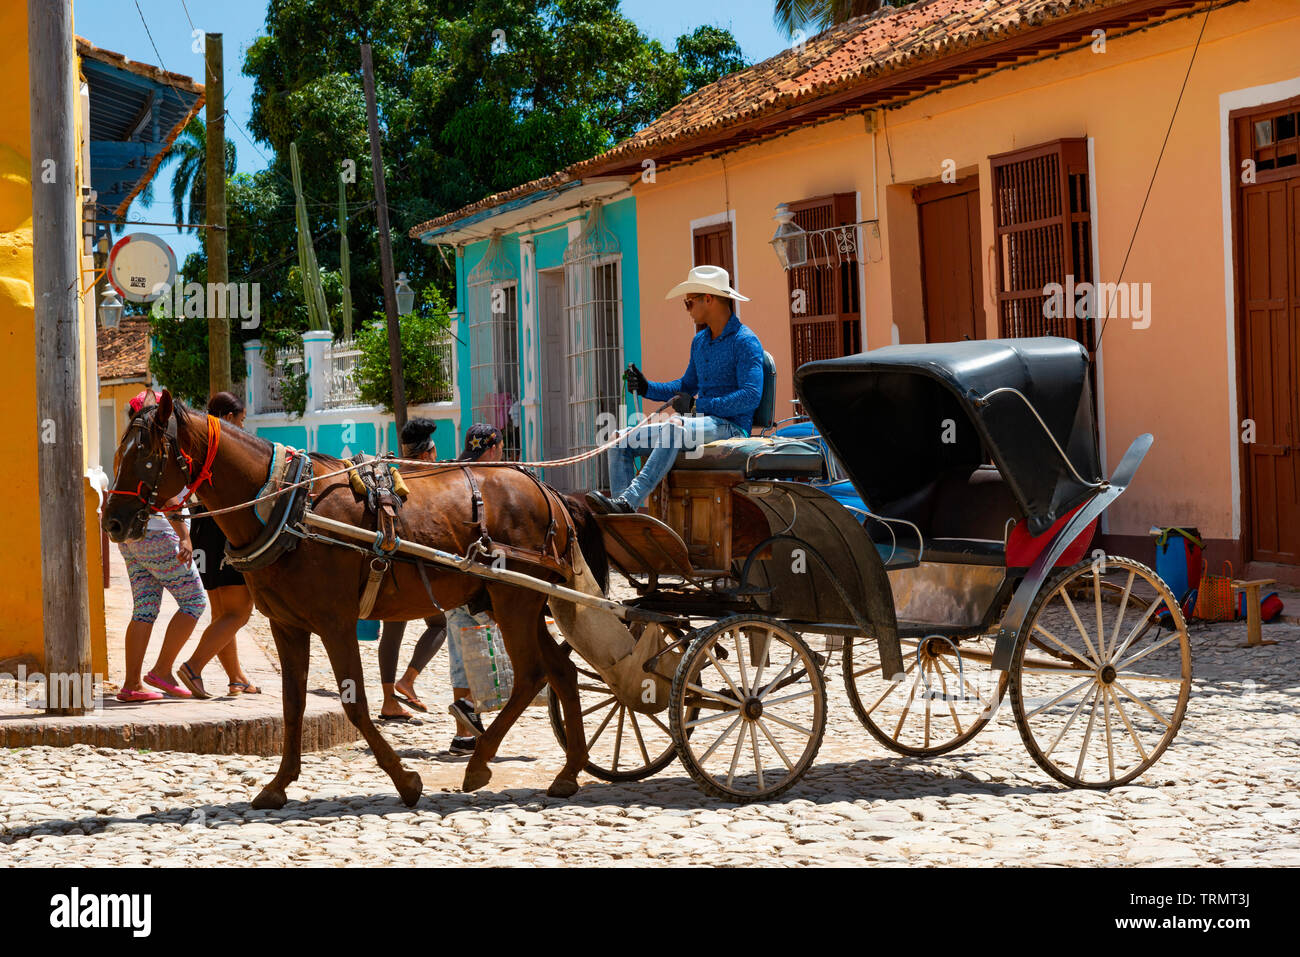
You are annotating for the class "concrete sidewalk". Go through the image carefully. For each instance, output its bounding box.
[0,545,358,754]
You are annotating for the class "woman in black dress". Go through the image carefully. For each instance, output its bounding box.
[176,392,262,699]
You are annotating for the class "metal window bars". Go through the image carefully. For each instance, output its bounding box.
[467,233,521,460]
[562,201,623,491]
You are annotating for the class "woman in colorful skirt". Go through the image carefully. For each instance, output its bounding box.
[115,391,207,702]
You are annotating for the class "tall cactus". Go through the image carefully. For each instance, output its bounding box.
[290,141,330,331]
[338,174,353,340]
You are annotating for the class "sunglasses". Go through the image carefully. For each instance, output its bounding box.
[683,295,708,311]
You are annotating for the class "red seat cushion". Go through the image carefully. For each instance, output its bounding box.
[1006,502,1097,570]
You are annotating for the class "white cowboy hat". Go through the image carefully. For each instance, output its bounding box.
[664,265,750,302]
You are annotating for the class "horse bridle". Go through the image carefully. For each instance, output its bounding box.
[115,405,198,516]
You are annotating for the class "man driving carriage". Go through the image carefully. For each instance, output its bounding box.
[586,265,766,514]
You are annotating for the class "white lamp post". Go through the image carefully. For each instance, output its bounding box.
[770,203,808,270]
[395,272,415,316]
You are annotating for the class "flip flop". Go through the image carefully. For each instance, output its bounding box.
[228,681,263,695]
[394,692,429,713]
[377,713,423,725]
[116,688,164,703]
[178,662,211,699]
[144,671,192,698]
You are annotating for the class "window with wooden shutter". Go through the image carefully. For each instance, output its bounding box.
[787,192,861,370]
[990,139,1094,349]
[692,221,734,277]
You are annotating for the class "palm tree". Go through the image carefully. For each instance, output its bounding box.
[774,0,897,38]
[148,115,236,232]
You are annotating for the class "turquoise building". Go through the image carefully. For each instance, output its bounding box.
[412,180,639,490]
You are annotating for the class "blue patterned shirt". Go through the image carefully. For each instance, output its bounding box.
[645,313,765,435]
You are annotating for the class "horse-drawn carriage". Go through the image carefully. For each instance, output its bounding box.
[551,336,1192,801]
[103,336,1190,809]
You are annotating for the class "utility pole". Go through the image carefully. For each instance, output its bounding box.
[360,42,407,434]
[30,0,91,715]
[205,31,230,396]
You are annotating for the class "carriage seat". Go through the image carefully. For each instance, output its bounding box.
[867,465,1022,566]
[672,436,825,480]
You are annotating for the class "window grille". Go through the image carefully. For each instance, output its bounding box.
[562,201,623,491]
[990,138,1094,349]
[467,234,521,459]
[786,192,861,371]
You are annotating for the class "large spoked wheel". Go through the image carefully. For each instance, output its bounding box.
[669,616,827,802]
[843,633,1007,757]
[547,664,680,782]
[1009,556,1192,788]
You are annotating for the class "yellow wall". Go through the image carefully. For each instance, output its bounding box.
[634,0,1300,544]
[0,0,107,675]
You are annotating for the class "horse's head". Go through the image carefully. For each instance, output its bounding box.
[103,389,193,542]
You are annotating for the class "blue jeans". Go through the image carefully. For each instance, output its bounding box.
[609,414,744,508]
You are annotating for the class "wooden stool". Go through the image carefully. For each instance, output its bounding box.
[1231,578,1277,647]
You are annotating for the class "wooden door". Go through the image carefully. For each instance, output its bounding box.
[693,222,734,277]
[916,178,984,343]
[1236,101,1300,564]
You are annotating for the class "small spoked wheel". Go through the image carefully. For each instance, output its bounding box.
[1009,556,1192,788]
[843,633,1006,756]
[548,664,679,782]
[669,616,826,802]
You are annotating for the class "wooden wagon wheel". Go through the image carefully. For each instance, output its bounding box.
[669,615,826,802]
[1009,556,1192,788]
[547,665,680,782]
[842,632,1007,757]
[546,621,686,782]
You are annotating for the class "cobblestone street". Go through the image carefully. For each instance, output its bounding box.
[2,569,1298,867]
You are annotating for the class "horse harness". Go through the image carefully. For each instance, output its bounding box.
[348,457,577,619]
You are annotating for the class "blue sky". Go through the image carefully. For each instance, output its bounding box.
[74,0,792,264]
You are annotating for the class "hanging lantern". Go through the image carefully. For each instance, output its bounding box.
[394,272,415,316]
[99,287,124,329]
[770,203,807,270]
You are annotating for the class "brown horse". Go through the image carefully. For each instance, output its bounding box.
[103,390,607,807]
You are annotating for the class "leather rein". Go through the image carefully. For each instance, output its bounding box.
[109,406,222,515]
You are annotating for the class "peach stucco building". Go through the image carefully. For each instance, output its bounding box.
[416,0,1300,580]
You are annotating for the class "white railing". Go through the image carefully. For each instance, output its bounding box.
[260,347,302,414]
[325,337,364,409]
[249,328,456,416]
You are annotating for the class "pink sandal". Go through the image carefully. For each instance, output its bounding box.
[116,688,164,703]
[144,671,192,698]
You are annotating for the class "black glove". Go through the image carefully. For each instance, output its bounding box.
[624,363,648,396]
[669,391,695,414]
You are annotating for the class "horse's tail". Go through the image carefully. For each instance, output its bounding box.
[558,491,609,594]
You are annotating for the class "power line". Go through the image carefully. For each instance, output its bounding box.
[1093,2,1213,354]
[177,0,197,33]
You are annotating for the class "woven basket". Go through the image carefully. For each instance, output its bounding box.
[460,619,514,712]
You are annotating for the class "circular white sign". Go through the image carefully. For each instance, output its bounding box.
[108,233,178,303]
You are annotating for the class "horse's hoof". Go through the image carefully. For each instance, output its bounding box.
[462,765,492,792]
[397,771,423,807]
[251,787,287,810]
[547,778,580,799]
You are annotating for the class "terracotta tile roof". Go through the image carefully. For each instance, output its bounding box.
[410,0,1189,239]
[96,317,152,381]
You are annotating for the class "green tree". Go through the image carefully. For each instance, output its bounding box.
[242,0,749,314]
[150,115,237,232]
[773,0,898,37]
